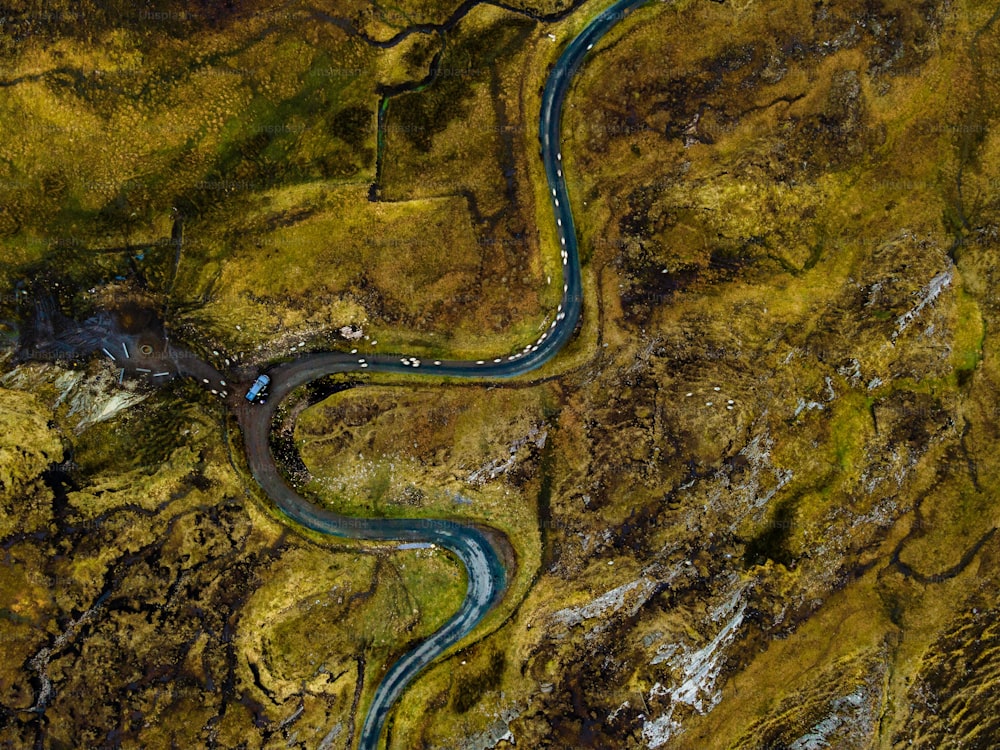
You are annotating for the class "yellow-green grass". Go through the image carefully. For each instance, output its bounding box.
[561,0,970,288]
[297,381,545,543]
[5,0,1000,747]
[0,364,470,746]
[380,5,533,215]
[0,9,382,285]
[374,32,441,89]
[222,400,479,742]
[371,2,1000,744]
[676,542,998,749]
[295,380,546,670]
[239,542,466,700]
[0,0,608,367]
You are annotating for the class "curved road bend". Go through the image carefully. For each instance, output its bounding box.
[239,0,651,747]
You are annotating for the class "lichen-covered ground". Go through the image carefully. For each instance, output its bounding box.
[2,0,1000,747]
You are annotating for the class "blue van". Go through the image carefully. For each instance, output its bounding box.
[245,374,270,402]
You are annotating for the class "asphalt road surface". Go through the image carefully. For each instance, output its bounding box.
[16,0,652,746]
[237,1,652,747]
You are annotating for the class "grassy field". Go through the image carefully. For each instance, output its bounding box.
[295,381,548,648]
[3,0,1000,747]
[0,0,568,361]
[381,0,1000,746]
[0,371,468,748]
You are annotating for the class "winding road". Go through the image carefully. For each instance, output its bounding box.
[237,0,651,747]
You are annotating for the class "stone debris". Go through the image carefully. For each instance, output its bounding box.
[441,704,522,750]
[643,585,748,747]
[551,575,664,636]
[794,397,825,416]
[339,325,364,340]
[316,722,341,750]
[893,264,953,340]
[2,363,148,433]
[467,425,547,485]
[787,688,870,750]
[730,429,794,511]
